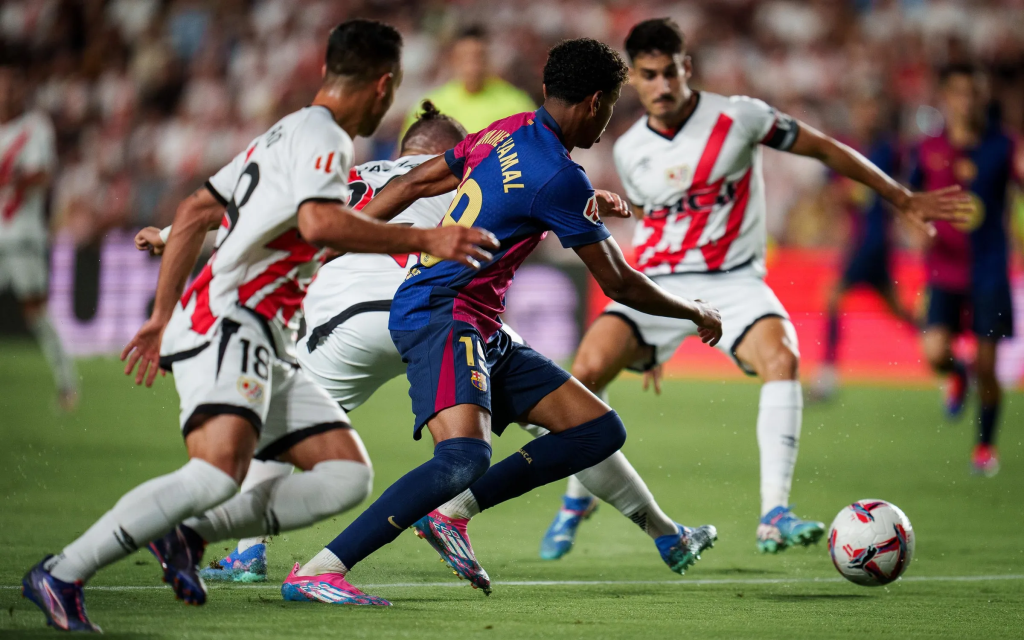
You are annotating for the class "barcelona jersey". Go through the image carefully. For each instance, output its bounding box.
[389,107,611,341]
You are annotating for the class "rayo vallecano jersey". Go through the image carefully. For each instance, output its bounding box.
[301,154,454,332]
[614,92,798,276]
[0,110,56,248]
[161,106,354,361]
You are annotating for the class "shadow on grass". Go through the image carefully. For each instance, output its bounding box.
[760,594,871,601]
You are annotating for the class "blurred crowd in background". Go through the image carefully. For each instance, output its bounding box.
[3,0,1023,254]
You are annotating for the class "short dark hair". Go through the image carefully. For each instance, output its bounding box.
[625,18,685,62]
[543,38,628,105]
[402,100,468,152]
[455,24,487,42]
[325,19,403,81]
[939,63,976,85]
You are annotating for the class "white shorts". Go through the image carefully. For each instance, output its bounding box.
[165,309,349,461]
[603,267,792,375]
[0,245,48,298]
[297,301,527,412]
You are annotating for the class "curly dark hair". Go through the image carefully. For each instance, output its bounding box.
[624,18,685,62]
[325,19,403,81]
[543,38,628,105]
[401,100,468,152]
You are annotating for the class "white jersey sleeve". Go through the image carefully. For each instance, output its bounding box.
[728,96,799,151]
[613,139,645,206]
[205,142,254,205]
[21,113,56,175]
[290,116,354,208]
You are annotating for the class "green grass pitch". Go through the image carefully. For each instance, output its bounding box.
[2,342,1023,638]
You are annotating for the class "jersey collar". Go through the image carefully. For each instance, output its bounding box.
[646,91,701,141]
[535,106,564,145]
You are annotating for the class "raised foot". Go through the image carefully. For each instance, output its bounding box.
[656,524,717,575]
[21,556,101,632]
[199,542,268,583]
[148,525,208,605]
[539,496,598,561]
[757,506,825,554]
[413,510,491,595]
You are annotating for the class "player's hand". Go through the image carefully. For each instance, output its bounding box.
[135,227,166,255]
[121,318,167,387]
[897,186,973,237]
[642,364,663,395]
[424,226,500,269]
[692,299,722,347]
[595,190,631,219]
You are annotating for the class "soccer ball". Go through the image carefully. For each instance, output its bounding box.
[827,500,915,586]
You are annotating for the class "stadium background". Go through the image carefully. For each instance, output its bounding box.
[1,0,1023,386]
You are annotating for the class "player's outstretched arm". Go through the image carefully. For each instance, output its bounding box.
[575,238,722,346]
[361,155,461,222]
[298,200,498,268]
[122,187,225,386]
[787,123,973,235]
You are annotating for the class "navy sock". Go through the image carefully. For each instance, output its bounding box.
[326,437,491,569]
[470,410,627,512]
[979,403,999,446]
[938,356,967,378]
[824,312,840,364]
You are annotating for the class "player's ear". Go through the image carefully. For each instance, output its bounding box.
[321,63,326,79]
[541,83,548,101]
[590,91,603,116]
[375,72,394,99]
[682,55,693,80]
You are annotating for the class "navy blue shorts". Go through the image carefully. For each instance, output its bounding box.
[926,285,1014,339]
[391,320,572,440]
[841,245,892,292]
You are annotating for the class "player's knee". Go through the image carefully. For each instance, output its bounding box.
[567,410,627,467]
[434,437,493,491]
[571,354,610,392]
[761,344,799,381]
[308,460,374,520]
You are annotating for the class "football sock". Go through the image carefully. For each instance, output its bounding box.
[824,311,839,364]
[234,459,294,552]
[573,451,678,539]
[565,474,595,500]
[47,459,237,583]
[183,460,372,543]
[438,487,481,520]
[756,381,803,516]
[321,437,491,571]
[469,410,626,512]
[978,402,999,446]
[28,314,77,395]
[299,547,349,576]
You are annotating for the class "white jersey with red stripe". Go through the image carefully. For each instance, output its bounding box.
[0,110,56,248]
[301,154,453,332]
[613,92,798,277]
[161,105,354,363]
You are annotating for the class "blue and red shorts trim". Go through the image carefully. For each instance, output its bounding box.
[391,319,571,440]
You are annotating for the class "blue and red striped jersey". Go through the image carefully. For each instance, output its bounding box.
[389,107,610,340]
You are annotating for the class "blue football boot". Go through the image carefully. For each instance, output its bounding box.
[21,556,101,632]
[757,506,826,553]
[148,525,208,605]
[200,542,268,582]
[539,495,598,560]
[655,523,717,574]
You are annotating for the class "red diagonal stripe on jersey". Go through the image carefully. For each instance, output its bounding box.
[692,114,734,184]
[236,229,318,304]
[1,130,31,221]
[701,168,752,271]
[184,263,216,334]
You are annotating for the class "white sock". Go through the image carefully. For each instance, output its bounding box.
[564,474,595,500]
[234,459,294,552]
[28,314,77,393]
[183,460,372,543]
[573,451,678,539]
[47,459,237,583]
[438,488,481,520]
[297,547,348,577]
[757,380,803,516]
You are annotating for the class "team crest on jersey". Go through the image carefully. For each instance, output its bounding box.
[953,192,985,232]
[953,157,977,183]
[237,376,265,403]
[583,194,600,224]
[471,370,488,392]
[665,164,691,186]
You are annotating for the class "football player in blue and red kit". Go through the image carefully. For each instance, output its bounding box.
[911,64,1020,476]
[813,95,918,399]
[282,38,724,605]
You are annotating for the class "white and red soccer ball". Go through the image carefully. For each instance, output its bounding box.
[827,500,915,586]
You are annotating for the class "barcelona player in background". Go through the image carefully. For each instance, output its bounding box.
[911,64,1019,477]
[813,94,918,400]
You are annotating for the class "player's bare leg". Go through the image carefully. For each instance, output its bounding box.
[972,339,1001,476]
[734,316,824,553]
[922,325,969,417]
[813,281,850,402]
[20,295,78,411]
